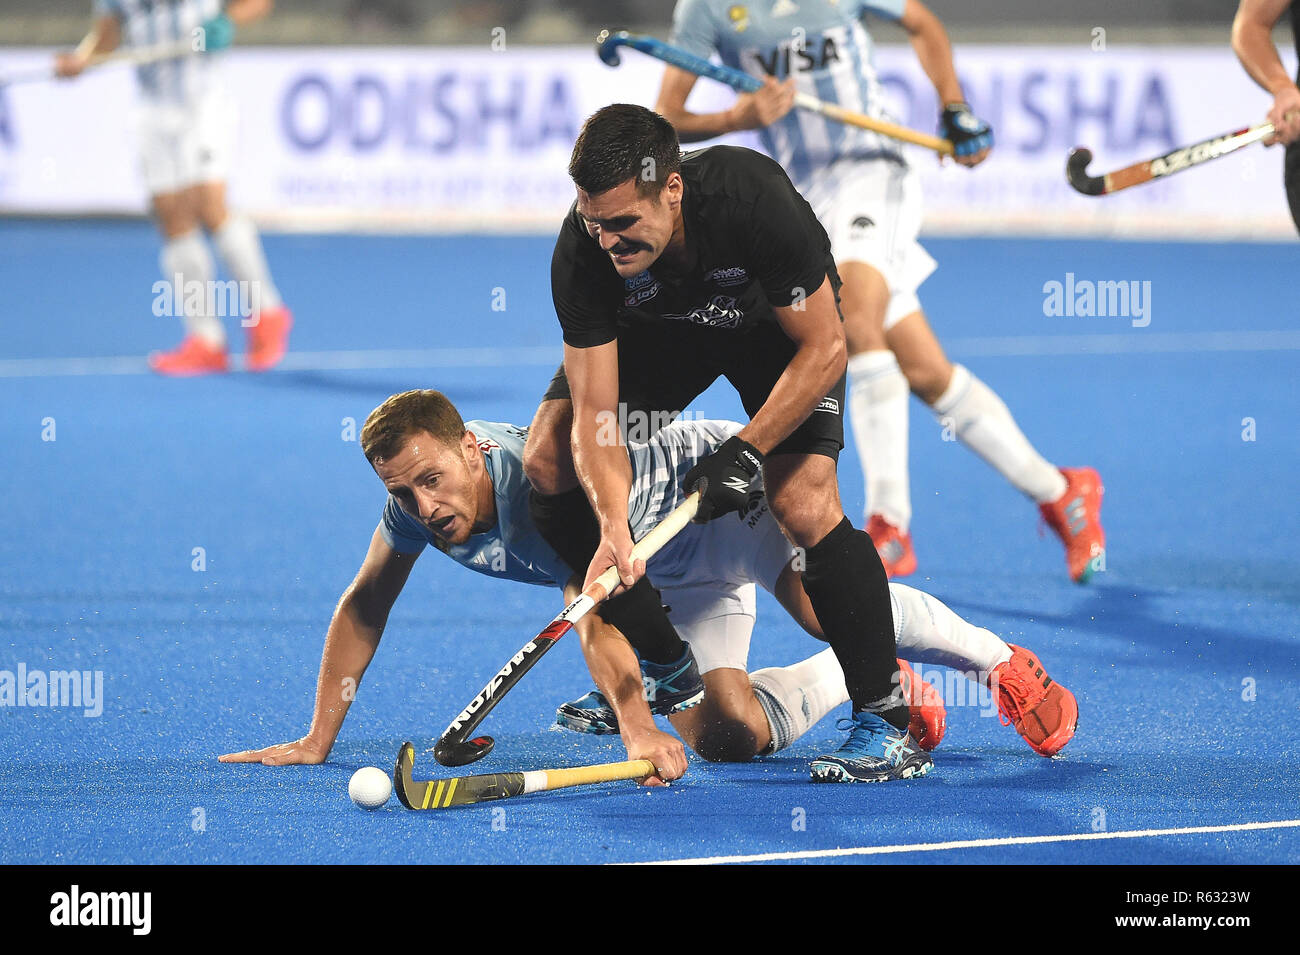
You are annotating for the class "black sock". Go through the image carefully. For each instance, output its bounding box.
[801,516,909,732]
[528,487,687,665]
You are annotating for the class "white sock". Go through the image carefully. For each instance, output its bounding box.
[211,215,282,312]
[847,350,912,529]
[931,365,1068,504]
[889,582,1012,676]
[749,648,848,753]
[160,232,223,347]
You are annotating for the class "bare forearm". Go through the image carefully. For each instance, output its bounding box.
[225,0,274,27]
[76,17,120,58]
[1233,15,1295,94]
[739,334,844,454]
[575,615,658,737]
[656,101,741,143]
[907,13,964,104]
[304,594,385,750]
[572,416,633,533]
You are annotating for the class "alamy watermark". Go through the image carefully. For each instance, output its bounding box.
[1,663,104,717]
[152,275,265,327]
[1042,273,1151,327]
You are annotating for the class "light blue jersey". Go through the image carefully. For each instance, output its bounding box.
[93,0,224,104]
[671,0,907,185]
[379,419,747,590]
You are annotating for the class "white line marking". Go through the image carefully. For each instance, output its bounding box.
[2,332,1298,379]
[627,818,1300,865]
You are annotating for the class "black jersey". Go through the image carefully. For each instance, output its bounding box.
[551,145,837,349]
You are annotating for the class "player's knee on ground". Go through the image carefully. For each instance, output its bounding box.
[674,704,762,763]
[522,399,577,494]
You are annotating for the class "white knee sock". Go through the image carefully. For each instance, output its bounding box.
[160,231,223,346]
[889,582,1011,676]
[749,648,848,753]
[211,215,282,312]
[847,350,912,529]
[930,365,1067,504]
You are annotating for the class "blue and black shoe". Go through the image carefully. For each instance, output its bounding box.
[555,689,619,735]
[640,646,705,715]
[809,710,933,783]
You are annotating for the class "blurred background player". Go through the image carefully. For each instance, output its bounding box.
[1232,0,1300,233]
[655,0,1106,583]
[55,0,292,376]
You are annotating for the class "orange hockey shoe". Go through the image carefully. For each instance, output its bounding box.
[1039,467,1105,583]
[898,657,946,751]
[990,644,1078,757]
[867,514,917,578]
[148,336,229,377]
[245,304,293,372]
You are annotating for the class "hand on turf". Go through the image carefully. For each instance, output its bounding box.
[219,736,331,766]
[939,102,993,167]
[583,525,644,595]
[624,726,687,787]
[728,76,797,131]
[1265,86,1300,145]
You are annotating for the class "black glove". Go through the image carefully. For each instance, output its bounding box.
[683,435,763,524]
[939,102,993,158]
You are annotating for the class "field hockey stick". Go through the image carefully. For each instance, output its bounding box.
[433,490,701,767]
[1066,122,1277,196]
[395,742,654,810]
[596,29,954,157]
[0,38,196,89]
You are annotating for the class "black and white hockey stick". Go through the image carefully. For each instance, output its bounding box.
[432,491,700,767]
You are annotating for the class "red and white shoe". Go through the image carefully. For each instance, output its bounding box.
[867,514,917,578]
[990,644,1078,757]
[148,336,229,377]
[245,304,293,372]
[898,658,946,751]
[1039,467,1105,583]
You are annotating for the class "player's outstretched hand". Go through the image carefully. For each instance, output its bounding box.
[939,102,993,167]
[53,52,88,79]
[683,435,763,523]
[728,76,797,131]
[623,726,687,787]
[1265,87,1300,145]
[219,736,331,766]
[584,525,644,595]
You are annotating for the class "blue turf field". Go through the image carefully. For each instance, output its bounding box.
[1,222,1297,864]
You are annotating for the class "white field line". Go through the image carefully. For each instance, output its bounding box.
[624,818,1300,865]
[2,331,1299,379]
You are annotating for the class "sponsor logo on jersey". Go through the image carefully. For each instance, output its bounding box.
[665,295,745,329]
[704,265,750,287]
[747,35,842,78]
[850,215,875,232]
[816,397,840,415]
[624,270,663,306]
[727,5,750,32]
[737,489,768,529]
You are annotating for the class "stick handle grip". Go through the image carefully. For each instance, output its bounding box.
[587,491,701,599]
[538,759,657,792]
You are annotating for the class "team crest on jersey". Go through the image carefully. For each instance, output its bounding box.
[624,270,663,307]
[666,295,745,329]
[704,265,750,287]
[477,437,501,453]
[727,5,749,32]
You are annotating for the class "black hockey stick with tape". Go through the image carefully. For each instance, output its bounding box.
[1066,122,1276,196]
[395,742,654,810]
[432,491,700,767]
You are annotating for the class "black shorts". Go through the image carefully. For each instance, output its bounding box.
[542,319,845,460]
[1286,139,1300,235]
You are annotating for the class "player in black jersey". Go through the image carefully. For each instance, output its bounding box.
[1233,0,1300,232]
[525,103,931,783]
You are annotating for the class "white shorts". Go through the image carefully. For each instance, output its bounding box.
[652,495,795,675]
[135,89,236,196]
[800,158,937,330]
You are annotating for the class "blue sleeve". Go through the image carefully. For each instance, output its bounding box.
[379,496,429,555]
[93,0,124,17]
[861,0,906,22]
[670,0,719,59]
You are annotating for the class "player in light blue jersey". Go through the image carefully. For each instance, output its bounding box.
[221,389,1078,778]
[656,0,1105,584]
[55,1,293,376]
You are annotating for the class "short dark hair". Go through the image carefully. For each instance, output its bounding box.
[361,389,465,465]
[568,103,682,197]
